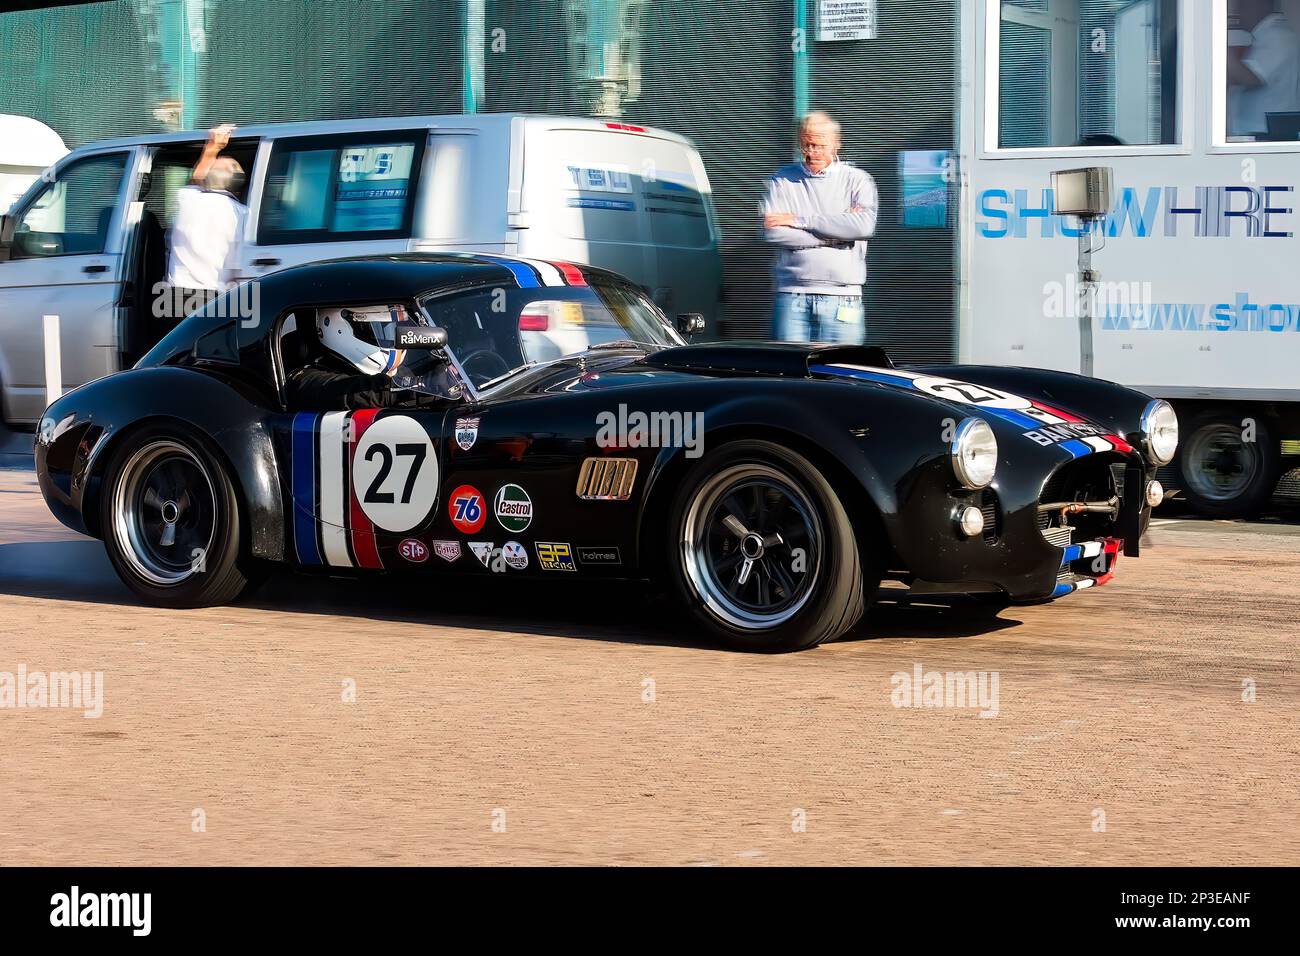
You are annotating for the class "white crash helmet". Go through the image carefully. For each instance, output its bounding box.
[316,306,403,375]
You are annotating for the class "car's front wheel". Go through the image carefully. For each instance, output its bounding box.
[667,440,869,652]
[102,425,261,608]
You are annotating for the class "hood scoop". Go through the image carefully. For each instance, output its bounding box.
[643,343,894,377]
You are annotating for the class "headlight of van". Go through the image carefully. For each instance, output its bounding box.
[1140,400,1178,465]
[951,418,998,490]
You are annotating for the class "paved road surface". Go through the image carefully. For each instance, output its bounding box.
[1,468,1296,865]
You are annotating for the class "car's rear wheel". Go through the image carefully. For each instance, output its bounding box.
[102,425,260,607]
[667,440,869,652]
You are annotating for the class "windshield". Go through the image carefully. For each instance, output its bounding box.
[416,276,684,393]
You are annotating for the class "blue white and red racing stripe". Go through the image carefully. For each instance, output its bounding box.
[811,363,1133,458]
[468,253,587,288]
[550,261,587,285]
[347,409,384,570]
[291,412,323,566]
[1053,538,1122,597]
[317,411,353,567]
[290,410,385,570]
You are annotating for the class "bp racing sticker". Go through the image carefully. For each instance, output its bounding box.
[494,484,533,533]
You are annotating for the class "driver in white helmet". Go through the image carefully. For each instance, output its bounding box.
[286,305,460,411]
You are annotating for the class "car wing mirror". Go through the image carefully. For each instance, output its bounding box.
[0,214,13,262]
[675,313,705,338]
[395,323,448,350]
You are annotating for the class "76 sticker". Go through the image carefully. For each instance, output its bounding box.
[448,484,486,534]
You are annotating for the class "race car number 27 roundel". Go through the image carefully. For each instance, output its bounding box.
[351,415,439,533]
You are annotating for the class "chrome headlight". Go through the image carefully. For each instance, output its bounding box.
[951,417,998,490]
[1140,400,1178,465]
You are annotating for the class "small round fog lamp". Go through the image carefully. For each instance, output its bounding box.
[957,505,985,538]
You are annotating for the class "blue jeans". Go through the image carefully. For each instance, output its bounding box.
[772,292,864,344]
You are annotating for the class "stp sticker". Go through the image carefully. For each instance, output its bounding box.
[432,540,462,562]
[455,417,480,451]
[397,538,428,563]
[535,541,577,571]
[468,541,495,568]
[353,414,438,533]
[448,484,486,534]
[501,541,528,570]
[494,484,533,533]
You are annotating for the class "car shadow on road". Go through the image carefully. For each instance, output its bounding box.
[0,539,1024,649]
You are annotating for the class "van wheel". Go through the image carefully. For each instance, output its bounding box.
[667,440,868,652]
[1176,410,1279,518]
[101,425,261,607]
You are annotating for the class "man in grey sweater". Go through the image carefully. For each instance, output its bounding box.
[762,111,878,343]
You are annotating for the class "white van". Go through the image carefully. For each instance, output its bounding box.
[0,113,722,425]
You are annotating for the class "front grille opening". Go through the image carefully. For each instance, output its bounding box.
[1039,453,1126,544]
[1042,524,1073,551]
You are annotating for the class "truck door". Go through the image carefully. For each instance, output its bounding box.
[0,146,144,424]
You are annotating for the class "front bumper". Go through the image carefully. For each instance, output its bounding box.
[1049,535,1123,598]
[887,450,1150,603]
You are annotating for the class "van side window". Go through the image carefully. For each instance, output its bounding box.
[257,134,423,244]
[9,152,128,259]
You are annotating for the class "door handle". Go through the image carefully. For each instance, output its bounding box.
[252,257,281,267]
[82,264,108,274]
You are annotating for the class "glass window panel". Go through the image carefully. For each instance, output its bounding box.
[999,0,1178,148]
[11,152,126,258]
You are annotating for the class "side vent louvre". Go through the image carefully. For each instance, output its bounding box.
[576,457,638,501]
[978,489,1000,542]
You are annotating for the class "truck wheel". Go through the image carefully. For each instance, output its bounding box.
[1176,410,1279,518]
[101,425,261,607]
[667,439,868,652]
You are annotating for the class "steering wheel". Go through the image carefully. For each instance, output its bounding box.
[458,349,512,384]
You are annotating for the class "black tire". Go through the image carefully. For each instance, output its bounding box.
[1176,409,1279,518]
[666,439,870,652]
[100,423,262,608]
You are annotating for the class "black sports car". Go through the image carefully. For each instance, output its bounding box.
[36,253,1178,651]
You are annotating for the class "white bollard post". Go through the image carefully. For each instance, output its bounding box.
[43,314,61,404]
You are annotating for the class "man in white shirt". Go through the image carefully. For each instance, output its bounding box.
[162,124,246,323]
[1227,0,1300,138]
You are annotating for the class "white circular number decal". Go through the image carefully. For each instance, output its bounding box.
[353,415,438,533]
[911,376,1032,410]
